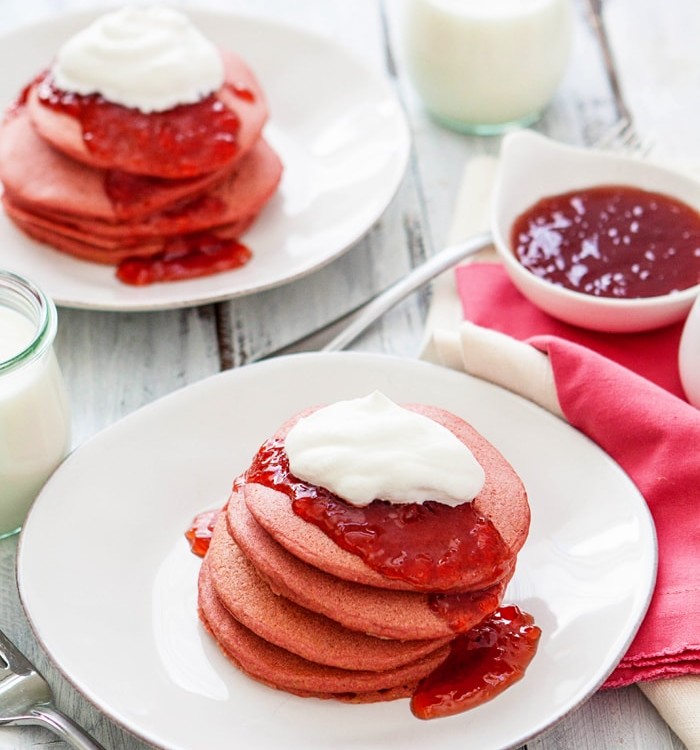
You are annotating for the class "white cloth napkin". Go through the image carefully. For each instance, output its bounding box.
[420,154,700,750]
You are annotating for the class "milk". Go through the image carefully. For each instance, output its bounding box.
[0,284,71,537]
[402,0,573,133]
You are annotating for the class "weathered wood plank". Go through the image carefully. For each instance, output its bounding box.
[55,307,221,445]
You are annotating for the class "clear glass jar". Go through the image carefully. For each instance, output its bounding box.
[401,0,573,135]
[0,271,71,538]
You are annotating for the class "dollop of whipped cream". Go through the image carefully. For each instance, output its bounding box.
[51,5,224,113]
[285,391,485,507]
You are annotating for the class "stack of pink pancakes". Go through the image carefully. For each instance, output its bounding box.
[198,403,531,704]
[0,48,282,282]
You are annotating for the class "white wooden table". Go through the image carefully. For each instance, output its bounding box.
[0,0,696,748]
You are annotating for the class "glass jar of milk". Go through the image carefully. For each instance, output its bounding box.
[401,0,573,134]
[0,271,70,538]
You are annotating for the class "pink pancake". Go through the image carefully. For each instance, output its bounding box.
[0,107,233,222]
[5,138,281,240]
[3,205,255,265]
[3,139,281,264]
[27,49,268,178]
[226,490,507,640]
[206,515,450,670]
[198,559,450,700]
[243,404,528,593]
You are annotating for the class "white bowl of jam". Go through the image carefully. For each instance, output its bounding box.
[491,130,700,332]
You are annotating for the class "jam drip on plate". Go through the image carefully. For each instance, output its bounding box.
[246,437,512,591]
[411,605,541,720]
[36,73,241,177]
[116,234,252,285]
[511,185,700,298]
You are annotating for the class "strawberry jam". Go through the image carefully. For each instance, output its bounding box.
[185,509,220,557]
[246,437,512,591]
[103,170,212,220]
[511,185,700,298]
[116,234,252,285]
[428,584,504,633]
[411,605,541,720]
[35,73,241,177]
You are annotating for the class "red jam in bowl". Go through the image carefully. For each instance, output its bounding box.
[510,185,700,298]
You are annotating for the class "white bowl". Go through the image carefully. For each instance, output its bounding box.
[491,130,700,333]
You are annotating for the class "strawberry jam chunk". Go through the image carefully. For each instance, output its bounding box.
[246,437,512,591]
[185,509,220,557]
[411,605,541,719]
[36,73,241,177]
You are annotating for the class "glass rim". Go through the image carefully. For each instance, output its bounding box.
[0,270,57,375]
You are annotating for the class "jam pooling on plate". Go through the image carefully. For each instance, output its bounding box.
[35,74,248,177]
[246,436,512,591]
[511,185,700,298]
[411,605,541,720]
[116,234,252,285]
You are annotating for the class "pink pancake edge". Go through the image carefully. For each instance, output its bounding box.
[226,489,507,640]
[205,514,451,671]
[198,559,450,700]
[2,138,282,264]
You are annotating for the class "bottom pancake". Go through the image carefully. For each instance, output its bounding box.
[198,559,450,699]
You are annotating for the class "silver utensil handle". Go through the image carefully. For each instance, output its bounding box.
[322,231,494,352]
[25,705,106,750]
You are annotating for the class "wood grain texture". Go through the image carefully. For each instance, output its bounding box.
[0,0,696,748]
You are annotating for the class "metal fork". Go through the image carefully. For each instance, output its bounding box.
[0,627,105,749]
[318,119,652,353]
[593,116,653,157]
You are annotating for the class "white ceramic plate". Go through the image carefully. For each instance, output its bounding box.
[0,10,410,311]
[17,353,656,750]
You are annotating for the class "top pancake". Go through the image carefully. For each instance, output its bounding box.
[243,403,530,594]
[26,49,268,178]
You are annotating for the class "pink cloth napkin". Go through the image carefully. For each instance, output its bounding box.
[455,262,700,688]
[456,262,687,400]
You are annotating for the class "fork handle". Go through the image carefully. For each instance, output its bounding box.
[321,232,494,352]
[23,705,106,750]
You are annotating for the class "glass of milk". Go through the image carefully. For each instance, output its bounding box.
[0,271,71,538]
[401,0,573,134]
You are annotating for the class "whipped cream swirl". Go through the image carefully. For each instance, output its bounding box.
[285,391,485,507]
[51,5,224,113]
